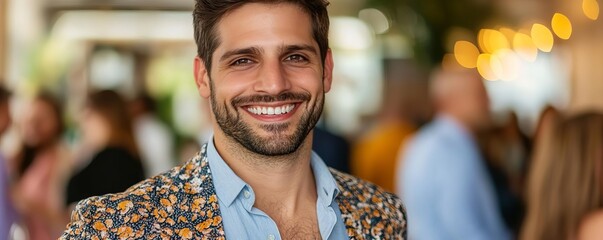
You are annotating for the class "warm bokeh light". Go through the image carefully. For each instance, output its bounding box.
[476,54,498,81]
[551,13,572,40]
[454,41,480,68]
[583,0,600,20]
[492,49,520,81]
[531,24,554,52]
[478,29,510,53]
[489,54,505,81]
[513,33,539,62]
[499,28,517,42]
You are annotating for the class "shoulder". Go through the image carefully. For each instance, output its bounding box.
[86,147,141,172]
[61,175,166,239]
[331,169,407,237]
[61,151,222,239]
[94,147,135,159]
[578,211,603,240]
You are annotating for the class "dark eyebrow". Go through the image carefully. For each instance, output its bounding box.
[219,47,263,63]
[281,44,318,55]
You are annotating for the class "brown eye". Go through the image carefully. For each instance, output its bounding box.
[232,58,254,66]
[285,54,308,63]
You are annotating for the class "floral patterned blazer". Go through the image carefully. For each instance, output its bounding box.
[61,144,407,239]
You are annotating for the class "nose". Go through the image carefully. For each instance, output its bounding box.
[253,59,291,95]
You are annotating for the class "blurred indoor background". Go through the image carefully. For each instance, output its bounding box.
[1,0,602,239]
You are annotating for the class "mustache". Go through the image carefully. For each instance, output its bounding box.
[232,92,311,106]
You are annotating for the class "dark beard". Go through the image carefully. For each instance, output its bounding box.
[210,82,323,156]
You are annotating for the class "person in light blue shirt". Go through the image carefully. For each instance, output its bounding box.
[0,86,17,240]
[397,68,510,240]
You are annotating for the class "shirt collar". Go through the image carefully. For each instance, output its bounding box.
[206,136,340,207]
[310,151,341,206]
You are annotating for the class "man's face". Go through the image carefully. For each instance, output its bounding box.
[194,3,333,156]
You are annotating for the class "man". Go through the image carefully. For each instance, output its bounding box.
[396,68,509,239]
[61,0,407,239]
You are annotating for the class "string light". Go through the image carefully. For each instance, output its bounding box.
[449,1,591,80]
[531,24,554,52]
[454,41,480,68]
[476,54,498,81]
[513,33,539,62]
[551,13,572,40]
[583,0,600,20]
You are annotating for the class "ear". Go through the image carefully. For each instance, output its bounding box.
[322,49,334,93]
[194,56,211,98]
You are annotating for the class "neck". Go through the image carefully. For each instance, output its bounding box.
[212,129,317,215]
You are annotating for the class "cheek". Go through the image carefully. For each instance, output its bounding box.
[213,73,256,98]
[281,69,323,95]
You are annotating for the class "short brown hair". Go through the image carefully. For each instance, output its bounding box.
[193,0,330,73]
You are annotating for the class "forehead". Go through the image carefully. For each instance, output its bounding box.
[214,3,316,54]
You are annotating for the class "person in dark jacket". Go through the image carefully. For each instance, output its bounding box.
[66,90,145,205]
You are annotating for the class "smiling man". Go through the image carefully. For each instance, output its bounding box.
[61,0,407,239]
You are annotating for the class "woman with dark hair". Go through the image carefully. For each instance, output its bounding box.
[11,93,70,240]
[66,90,145,205]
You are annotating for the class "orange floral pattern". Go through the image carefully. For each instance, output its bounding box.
[61,144,407,239]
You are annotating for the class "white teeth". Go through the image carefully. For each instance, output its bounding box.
[247,104,295,116]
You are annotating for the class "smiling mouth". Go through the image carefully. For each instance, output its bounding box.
[246,104,296,116]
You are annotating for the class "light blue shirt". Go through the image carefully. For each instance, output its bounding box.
[206,139,348,240]
[1,153,17,240]
[397,116,510,240]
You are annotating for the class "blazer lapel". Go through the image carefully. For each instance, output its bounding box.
[182,144,227,239]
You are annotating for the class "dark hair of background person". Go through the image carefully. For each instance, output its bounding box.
[132,93,156,114]
[87,90,139,158]
[0,85,12,133]
[0,85,11,104]
[521,112,603,240]
[193,0,330,73]
[18,92,64,177]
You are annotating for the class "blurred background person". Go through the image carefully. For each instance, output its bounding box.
[129,93,175,177]
[521,112,603,240]
[10,93,70,240]
[0,86,16,240]
[479,112,530,235]
[397,67,509,239]
[351,79,417,192]
[66,90,145,207]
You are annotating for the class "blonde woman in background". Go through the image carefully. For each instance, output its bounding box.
[521,112,603,240]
